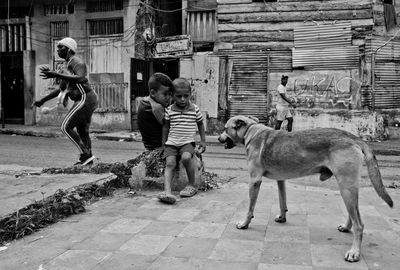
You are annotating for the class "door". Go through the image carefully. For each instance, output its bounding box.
[1,52,24,124]
[131,58,151,131]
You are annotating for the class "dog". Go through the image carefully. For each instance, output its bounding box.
[218,115,393,262]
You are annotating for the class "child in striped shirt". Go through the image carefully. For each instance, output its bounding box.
[157,78,206,204]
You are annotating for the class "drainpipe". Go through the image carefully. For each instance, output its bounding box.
[371,52,376,111]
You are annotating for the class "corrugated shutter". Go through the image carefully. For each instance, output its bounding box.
[293,22,358,70]
[294,22,352,49]
[369,37,400,109]
[217,50,291,123]
[225,51,269,123]
[293,46,359,70]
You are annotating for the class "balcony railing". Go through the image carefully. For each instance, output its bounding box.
[91,83,128,113]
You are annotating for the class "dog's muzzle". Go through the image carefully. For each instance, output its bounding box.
[218,134,236,149]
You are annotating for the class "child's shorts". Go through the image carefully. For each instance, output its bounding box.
[163,142,195,159]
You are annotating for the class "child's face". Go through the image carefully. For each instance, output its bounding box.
[150,85,171,107]
[173,86,191,109]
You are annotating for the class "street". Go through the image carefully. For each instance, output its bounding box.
[1,133,399,188]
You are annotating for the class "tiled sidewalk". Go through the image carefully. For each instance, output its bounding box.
[1,181,399,270]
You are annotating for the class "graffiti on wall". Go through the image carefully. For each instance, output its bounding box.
[270,70,362,109]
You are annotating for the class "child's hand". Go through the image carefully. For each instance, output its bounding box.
[198,142,206,153]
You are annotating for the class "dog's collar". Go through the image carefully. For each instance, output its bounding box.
[244,123,256,138]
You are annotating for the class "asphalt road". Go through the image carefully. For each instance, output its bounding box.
[0,134,399,188]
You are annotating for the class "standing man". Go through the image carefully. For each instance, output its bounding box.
[33,37,98,166]
[275,75,296,132]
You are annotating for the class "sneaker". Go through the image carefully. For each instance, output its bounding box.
[80,153,95,166]
[73,161,82,166]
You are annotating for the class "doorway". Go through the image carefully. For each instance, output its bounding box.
[1,52,24,124]
[130,58,179,130]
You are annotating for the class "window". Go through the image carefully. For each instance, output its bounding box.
[187,10,217,51]
[88,18,124,36]
[87,0,123,13]
[383,0,397,31]
[87,18,124,73]
[0,23,26,52]
[50,21,69,72]
[44,2,74,16]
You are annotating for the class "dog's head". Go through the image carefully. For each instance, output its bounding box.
[218,115,259,149]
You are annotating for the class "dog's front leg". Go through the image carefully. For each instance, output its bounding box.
[275,180,288,223]
[237,175,262,229]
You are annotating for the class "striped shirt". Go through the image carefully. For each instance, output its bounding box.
[165,103,203,146]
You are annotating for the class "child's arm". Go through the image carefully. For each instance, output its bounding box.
[162,119,170,147]
[197,120,206,153]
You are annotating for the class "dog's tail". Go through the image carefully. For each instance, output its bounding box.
[358,141,393,207]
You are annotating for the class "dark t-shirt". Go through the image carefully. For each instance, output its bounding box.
[65,56,92,101]
[137,98,163,150]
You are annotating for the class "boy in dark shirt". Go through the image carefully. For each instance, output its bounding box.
[137,73,173,150]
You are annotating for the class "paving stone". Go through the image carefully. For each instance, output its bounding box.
[139,220,189,236]
[43,250,112,270]
[162,237,218,258]
[193,202,236,223]
[209,239,263,262]
[362,215,392,231]
[158,208,201,222]
[72,232,133,251]
[178,221,226,239]
[122,205,167,220]
[359,205,381,216]
[147,256,206,270]
[258,263,312,270]
[204,260,258,270]
[361,241,400,270]
[267,213,308,227]
[306,202,344,215]
[311,244,369,269]
[91,252,156,270]
[0,245,65,270]
[265,225,310,243]
[119,234,174,255]
[307,214,347,228]
[271,203,307,214]
[309,227,353,246]
[100,218,151,234]
[260,241,312,266]
[221,224,267,241]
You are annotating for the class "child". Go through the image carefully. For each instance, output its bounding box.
[158,78,206,204]
[137,73,173,150]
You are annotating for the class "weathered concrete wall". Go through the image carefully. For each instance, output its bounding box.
[292,109,383,140]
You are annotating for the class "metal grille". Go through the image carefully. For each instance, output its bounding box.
[50,21,69,37]
[87,0,123,13]
[0,24,26,52]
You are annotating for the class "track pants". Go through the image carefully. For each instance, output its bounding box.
[61,90,98,156]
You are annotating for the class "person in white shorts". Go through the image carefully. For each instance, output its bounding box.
[275,75,296,132]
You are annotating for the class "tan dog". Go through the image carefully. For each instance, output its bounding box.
[218,115,393,262]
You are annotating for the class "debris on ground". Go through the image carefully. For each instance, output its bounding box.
[0,174,126,245]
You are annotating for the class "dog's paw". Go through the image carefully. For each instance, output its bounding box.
[274,215,286,223]
[236,221,249,230]
[337,224,350,233]
[344,248,360,262]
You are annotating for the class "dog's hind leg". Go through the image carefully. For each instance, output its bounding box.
[275,180,288,223]
[237,174,262,230]
[336,176,364,262]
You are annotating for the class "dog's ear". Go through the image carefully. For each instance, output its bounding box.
[248,116,259,123]
[234,119,247,130]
